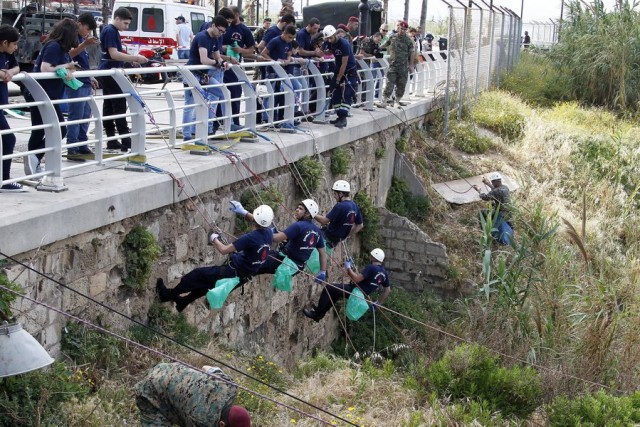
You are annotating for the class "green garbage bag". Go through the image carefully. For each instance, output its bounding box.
[305,248,321,274]
[272,256,298,292]
[55,68,84,90]
[346,288,369,321]
[206,276,240,309]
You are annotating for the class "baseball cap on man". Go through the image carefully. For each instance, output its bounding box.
[229,406,251,426]
[348,16,359,23]
[398,21,409,28]
[175,16,185,21]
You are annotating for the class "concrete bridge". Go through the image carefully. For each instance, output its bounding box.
[0,54,485,365]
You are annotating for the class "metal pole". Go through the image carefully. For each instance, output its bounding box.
[474,6,483,97]
[359,0,369,37]
[444,6,454,134]
[487,7,496,90]
[495,9,505,86]
[457,6,468,120]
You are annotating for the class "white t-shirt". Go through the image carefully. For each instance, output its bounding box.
[176,23,193,47]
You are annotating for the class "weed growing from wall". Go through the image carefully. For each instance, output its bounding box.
[236,185,284,233]
[122,226,161,291]
[330,147,352,176]
[0,271,22,321]
[353,192,380,252]
[62,322,125,373]
[385,177,431,222]
[292,156,323,195]
[375,146,386,159]
[396,136,409,153]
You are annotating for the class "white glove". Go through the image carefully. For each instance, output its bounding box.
[209,232,219,244]
[229,200,248,216]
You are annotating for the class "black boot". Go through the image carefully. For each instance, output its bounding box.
[334,117,347,128]
[329,117,340,124]
[303,307,322,322]
[156,278,172,302]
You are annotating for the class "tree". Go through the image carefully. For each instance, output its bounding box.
[420,0,427,31]
[404,0,409,21]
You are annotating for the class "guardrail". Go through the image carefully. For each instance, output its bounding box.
[1,53,457,192]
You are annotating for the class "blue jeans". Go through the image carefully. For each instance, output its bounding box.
[66,85,92,149]
[182,72,224,138]
[177,49,189,60]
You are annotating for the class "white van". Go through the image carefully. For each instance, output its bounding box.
[112,0,212,61]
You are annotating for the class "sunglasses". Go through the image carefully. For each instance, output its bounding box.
[381,29,388,32]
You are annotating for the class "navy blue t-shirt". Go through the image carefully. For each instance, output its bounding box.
[264,36,291,73]
[282,220,325,266]
[222,23,255,53]
[357,264,390,294]
[34,41,70,99]
[330,37,356,74]
[262,26,281,46]
[231,227,273,274]
[100,24,123,69]
[187,30,218,66]
[73,35,91,84]
[325,200,363,242]
[0,52,17,104]
[199,21,212,32]
[296,28,313,51]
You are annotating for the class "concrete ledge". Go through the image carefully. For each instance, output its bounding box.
[1,98,436,257]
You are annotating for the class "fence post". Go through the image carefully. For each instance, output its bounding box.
[444,5,454,134]
[487,8,496,90]
[474,5,484,98]
[457,6,469,120]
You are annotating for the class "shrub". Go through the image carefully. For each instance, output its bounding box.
[236,185,284,233]
[294,352,348,378]
[0,362,91,426]
[122,226,161,291]
[0,271,22,321]
[353,191,380,252]
[546,390,640,426]
[293,156,323,195]
[427,343,542,418]
[128,302,209,349]
[375,146,386,159]
[62,322,125,373]
[330,147,351,176]
[471,91,526,141]
[447,122,493,154]
[385,177,431,222]
[396,136,409,152]
[235,355,287,417]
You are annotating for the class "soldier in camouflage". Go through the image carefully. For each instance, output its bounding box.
[377,21,416,108]
[135,363,251,426]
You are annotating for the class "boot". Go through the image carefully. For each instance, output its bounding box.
[329,117,340,124]
[303,307,322,322]
[375,98,389,108]
[334,116,347,128]
[156,278,172,302]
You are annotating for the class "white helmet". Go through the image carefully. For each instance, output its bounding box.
[370,248,385,263]
[323,25,337,38]
[301,199,319,218]
[253,205,274,227]
[332,180,351,193]
[490,172,503,181]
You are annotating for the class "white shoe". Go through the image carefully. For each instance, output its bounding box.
[24,154,40,175]
[0,182,28,193]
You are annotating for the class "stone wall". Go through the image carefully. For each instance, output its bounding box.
[379,208,450,296]
[5,125,417,368]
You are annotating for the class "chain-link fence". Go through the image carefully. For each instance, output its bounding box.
[440,0,521,133]
[524,20,559,48]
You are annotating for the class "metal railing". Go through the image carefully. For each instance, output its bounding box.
[1,53,458,192]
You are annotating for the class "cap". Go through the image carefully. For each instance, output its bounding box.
[398,21,409,29]
[175,16,185,21]
[338,23,349,31]
[323,25,337,38]
[348,16,359,23]
[229,405,251,427]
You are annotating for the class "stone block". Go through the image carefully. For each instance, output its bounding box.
[89,272,108,297]
[405,241,423,253]
[175,234,190,261]
[389,239,406,251]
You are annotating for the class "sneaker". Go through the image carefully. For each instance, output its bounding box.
[183,134,193,141]
[24,154,40,175]
[0,182,28,193]
[303,307,322,322]
[67,148,80,155]
[398,100,410,106]
[375,100,389,108]
[77,146,93,155]
[294,110,305,118]
[106,141,123,150]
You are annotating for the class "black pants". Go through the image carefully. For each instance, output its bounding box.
[166,263,248,310]
[0,112,16,180]
[25,92,66,162]
[256,250,304,276]
[315,283,356,319]
[100,76,131,148]
[223,70,241,126]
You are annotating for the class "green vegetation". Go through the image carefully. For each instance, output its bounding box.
[236,184,284,233]
[546,390,640,426]
[385,177,430,222]
[330,147,351,176]
[447,121,493,153]
[235,355,288,416]
[353,191,380,252]
[293,156,323,195]
[396,136,409,153]
[428,343,542,418]
[122,226,161,291]
[0,271,21,321]
[62,322,125,373]
[470,91,526,141]
[375,146,386,159]
[128,302,209,348]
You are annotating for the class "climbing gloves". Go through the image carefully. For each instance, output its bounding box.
[345,258,352,270]
[315,270,327,283]
[229,200,248,216]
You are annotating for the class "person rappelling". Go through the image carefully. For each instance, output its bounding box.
[472,172,514,245]
[229,199,329,284]
[313,180,363,249]
[303,248,391,322]
[156,205,274,312]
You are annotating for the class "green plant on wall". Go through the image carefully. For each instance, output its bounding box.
[354,192,380,252]
[386,177,431,222]
[293,156,323,195]
[330,147,352,176]
[0,271,22,321]
[123,226,161,291]
[236,185,284,234]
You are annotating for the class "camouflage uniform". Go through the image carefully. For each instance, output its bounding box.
[135,363,237,427]
[381,33,415,102]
